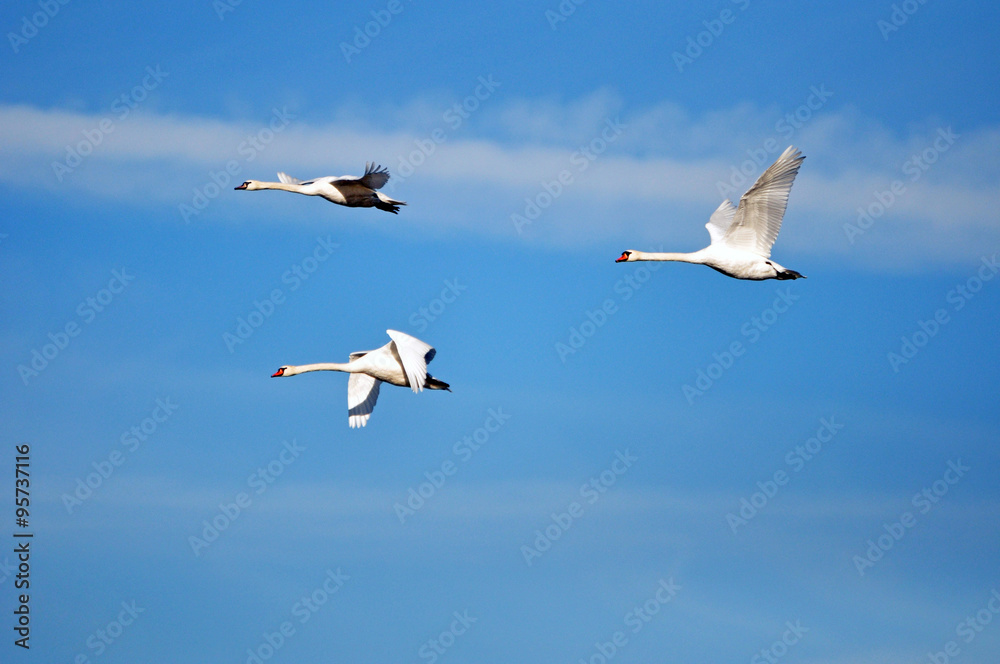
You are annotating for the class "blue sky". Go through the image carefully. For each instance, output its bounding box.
[2,1,999,662]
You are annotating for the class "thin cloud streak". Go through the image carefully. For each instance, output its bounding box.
[2,99,996,267]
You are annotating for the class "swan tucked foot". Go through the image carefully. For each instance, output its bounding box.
[373,199,402,214]
[775,268,806,280]
[425,376,451,391]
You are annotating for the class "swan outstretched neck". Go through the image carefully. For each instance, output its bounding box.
[615,146,807,281]
[235,181,302,194]
[271,362,355,376]
[616,250,703,264]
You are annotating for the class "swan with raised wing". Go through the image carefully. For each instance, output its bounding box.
[271,330,450,428]
[616,146,806,280]
[235,162,407,214]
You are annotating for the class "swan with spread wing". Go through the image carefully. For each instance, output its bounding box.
[236,162,407,214]
[271,330,450,428]
[616,146,806,280]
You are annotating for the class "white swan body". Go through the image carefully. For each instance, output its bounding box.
[271,330,449,428]
[235,162,407,214]
[617,146,806,280]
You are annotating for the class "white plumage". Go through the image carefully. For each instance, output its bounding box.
[271,330,450,428]
[235,162,407,214]
[616,146,807,280]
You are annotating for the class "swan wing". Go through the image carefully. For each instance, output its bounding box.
[706,199,737,244]
[325,164,390,193]
[386,329,435,393]
[725,145,805,258]
[358,162,390,190]
[348,373,381,428]
[276,172,304,185]
[282,174,339,187]
[302,176,344,186]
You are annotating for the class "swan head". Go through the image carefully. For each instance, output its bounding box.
[271,365,295,377]
[235,180,259,191]
[616,250,634,263]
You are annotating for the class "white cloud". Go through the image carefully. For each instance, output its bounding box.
[2,96,997,268]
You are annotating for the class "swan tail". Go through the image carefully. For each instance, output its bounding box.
[374,192,406,214]
[425,376,451,391]
[776,268,806,280]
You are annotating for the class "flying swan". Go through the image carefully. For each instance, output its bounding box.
[616,146,807,280]
[235,162,407,214]
[271,330,450,428]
